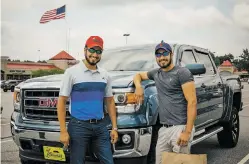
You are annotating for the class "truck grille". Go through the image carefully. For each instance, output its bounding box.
[22,89,70,121]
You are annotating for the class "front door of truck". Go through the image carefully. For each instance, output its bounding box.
[194,50,224,121]
[179,48,211,127]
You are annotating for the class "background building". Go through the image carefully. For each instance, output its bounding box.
[218,60,236,74]
[1,51,79,81]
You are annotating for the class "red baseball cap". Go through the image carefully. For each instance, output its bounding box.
[85,36,104,49]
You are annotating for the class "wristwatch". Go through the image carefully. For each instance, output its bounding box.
[112,127,118,131]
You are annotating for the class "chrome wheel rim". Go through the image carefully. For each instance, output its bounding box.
[232,112,239,141]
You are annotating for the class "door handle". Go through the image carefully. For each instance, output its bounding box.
[201,83,206,88]
[217,82,223,88]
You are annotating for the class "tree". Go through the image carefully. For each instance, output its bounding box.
[233,59,243,71]
[210,52,221,66]
[217,53,234,65]
[37,60,47,63]
[32,69,64,78]
[24,60,34,62]
[238,48,249,73]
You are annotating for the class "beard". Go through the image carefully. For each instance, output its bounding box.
[158,55,172,68]
[85,54,100,66]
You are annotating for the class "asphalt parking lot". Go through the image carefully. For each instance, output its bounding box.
[1,82,249,164]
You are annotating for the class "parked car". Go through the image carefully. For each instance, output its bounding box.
[2,80,22,92]
[1,80,6,89]
[11,43,243,164]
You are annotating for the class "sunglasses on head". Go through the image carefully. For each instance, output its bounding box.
[87,48,103,55]
[155,51,170,58]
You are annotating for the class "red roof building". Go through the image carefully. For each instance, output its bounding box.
[220,60,233,67]
[218,60,236,74]
[49,51,75,60]
[7,62,59,70]
[1,50,77,80]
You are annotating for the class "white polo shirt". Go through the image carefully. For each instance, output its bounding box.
[59,61,113,120]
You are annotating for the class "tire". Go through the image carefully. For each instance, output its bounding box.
[11,86,14,92]
[217,106,240,148]
[3,89,7,92]
[147,125,160,164]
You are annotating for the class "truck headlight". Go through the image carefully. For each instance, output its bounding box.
[13,90,20,103]
[113,88,142,113]
[13,87,21,112]
[114,93,136,104]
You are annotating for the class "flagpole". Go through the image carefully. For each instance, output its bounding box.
[64,4,68,53]
[68,28,70,55]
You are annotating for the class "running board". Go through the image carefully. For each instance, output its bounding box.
[191,126,223,146]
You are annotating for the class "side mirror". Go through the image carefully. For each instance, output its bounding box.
[185,63,206,75]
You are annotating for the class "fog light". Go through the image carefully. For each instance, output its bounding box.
[117,95,125,103]
[122,134,131,144]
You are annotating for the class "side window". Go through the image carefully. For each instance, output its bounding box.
[195,51,215,75]
[180,50,197,67]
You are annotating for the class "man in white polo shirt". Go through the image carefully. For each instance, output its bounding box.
[57,36,118,164]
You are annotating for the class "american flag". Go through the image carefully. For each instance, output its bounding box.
[40,5,66,24]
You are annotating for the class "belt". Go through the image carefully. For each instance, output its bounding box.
[162,124,174,128]
[83,118,103,124]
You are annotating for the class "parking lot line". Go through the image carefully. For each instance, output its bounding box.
[237,153,249,164]
[243,104,249,108]
[0,139,13,143]
[1,123,10,126]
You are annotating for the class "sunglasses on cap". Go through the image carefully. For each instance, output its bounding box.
[155,51,170,58]
[87,48,103,55]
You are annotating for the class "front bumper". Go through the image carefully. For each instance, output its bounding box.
[10,116,152,162]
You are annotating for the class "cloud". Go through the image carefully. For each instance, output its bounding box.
[232,3,249,31]
[73,0,158,7]
[1,0,249,62]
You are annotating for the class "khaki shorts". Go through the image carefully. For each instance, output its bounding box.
[155,125,195,164]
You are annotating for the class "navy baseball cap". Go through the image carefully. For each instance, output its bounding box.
[155,40,172,53]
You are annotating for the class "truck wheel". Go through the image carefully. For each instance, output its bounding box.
[147,125,160,164]
[3,89,7,92]
[217,106,240,148]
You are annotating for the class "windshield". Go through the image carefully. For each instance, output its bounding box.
[98,45,158,71]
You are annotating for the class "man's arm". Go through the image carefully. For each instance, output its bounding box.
[104,73,118,144]
[177,68,197,146]
[182,81,197,134]
[133,70,157,104]
[105,97,117,129]
[57,96,68,133]
[57,69,73,147]
[133,72,149,88]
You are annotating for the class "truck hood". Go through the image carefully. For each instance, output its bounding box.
[18,71,138,89]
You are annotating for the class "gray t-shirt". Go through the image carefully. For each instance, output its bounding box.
[147,66,194,125]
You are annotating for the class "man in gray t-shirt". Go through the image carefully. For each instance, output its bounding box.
[133,41,197,164]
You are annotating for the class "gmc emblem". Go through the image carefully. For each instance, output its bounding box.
[39,98,58,107]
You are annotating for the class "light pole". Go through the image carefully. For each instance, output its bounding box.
[123,33,130,45]
[38,50,40,62]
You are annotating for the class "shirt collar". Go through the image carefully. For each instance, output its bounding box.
[81,60,100,73]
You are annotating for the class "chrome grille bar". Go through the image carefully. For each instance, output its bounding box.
[22,89,70,121]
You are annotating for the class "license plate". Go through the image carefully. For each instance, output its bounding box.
[43,146,66,162]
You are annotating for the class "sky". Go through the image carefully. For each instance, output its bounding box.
[1,0,249,61]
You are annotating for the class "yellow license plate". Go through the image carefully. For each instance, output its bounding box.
[43,146,66,162]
